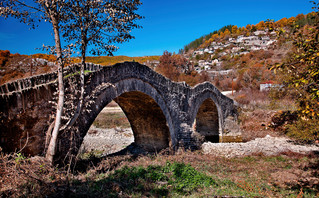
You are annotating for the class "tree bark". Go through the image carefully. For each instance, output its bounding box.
[64,41,86,129]
[46,17,65,164]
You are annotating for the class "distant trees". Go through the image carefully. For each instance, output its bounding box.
[0,50,10,67]
[183,11,318,53]
[156,51,210,86]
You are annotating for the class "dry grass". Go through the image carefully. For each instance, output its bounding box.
[92,111,130,129]
[1,149,318,197]
[0,152,68,197]
[232,89,297,142]
[73,55,160,66]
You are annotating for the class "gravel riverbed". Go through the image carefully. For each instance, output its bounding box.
[79,126,134,156]
[202,135,319,157]
[81,127,319,157]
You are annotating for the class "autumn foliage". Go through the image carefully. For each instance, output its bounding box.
[0,50,10,67]
[156,51,210,86]
[185,12,318,53]
[0,50,57,85]
[270,3,319,141]
[74,55,160,66]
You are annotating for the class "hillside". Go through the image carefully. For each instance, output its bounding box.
[0,51,58,85]
[0,52,160,85]
[183,12,317,54]
[78,55,160,67]
[179,12,317,91]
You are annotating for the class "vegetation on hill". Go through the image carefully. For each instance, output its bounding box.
[77,55,160,66]
[183,25,234,53]
[183,12,318,53]
[0,52,160,85]
[155,51,210,86]
[0,50,57,84]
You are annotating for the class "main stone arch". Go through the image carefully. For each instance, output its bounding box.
[74,78,176,155]
[114,91,170,151]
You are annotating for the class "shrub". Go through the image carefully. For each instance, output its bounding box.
[286,118,319,141]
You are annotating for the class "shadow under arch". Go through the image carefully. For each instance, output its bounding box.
[190,90,223,143]
[114,91,170,151]
[195,98,219,142]
[79,78,175,153]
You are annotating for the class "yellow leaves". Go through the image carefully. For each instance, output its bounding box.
[301,79,308,84]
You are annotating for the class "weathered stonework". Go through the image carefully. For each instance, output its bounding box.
[0,62,240,161]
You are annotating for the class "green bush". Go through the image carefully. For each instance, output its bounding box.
[286,118,319,141]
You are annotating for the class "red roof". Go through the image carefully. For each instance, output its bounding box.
[261,80,276,84]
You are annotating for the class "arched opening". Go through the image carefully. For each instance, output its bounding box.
[115,91,170,151]
[79,91,170,156]
[195,98,219,142]
[79,100,134,156]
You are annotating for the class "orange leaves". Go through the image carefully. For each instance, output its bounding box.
[0,50,11,67]
[32,53,57,62]
[156,51,210,86]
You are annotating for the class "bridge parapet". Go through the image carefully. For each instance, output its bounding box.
[0,63,103,95]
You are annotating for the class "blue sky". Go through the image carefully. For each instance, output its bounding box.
[0,0,314,57]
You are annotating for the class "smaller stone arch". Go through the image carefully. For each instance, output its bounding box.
[189,89,223,143]
[194,98,220,142]
[190,89,242,143]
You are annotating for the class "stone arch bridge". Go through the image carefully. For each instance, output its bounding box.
[0,62,241,161]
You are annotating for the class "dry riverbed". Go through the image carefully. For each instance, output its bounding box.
[81,126,319,158]
[80,103,319,158]
[79,126,134,156]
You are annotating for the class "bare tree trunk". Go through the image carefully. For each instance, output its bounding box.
[46,17,65,164]
[45,121,55,151]
[64,43,86,129]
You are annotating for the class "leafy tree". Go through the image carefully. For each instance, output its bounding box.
[256,21,265,30]
[61,0,143,129]
[231,25,238,34]
[156,51,180,81]
[271,1,319,140]
[275,17,288,28]
[0,50,11,67]
[265,19,274,31]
